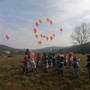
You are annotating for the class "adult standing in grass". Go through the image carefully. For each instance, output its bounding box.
[25,49,30,59]
[86,55,90,80]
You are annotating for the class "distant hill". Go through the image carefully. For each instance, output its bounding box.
[29,42,90,54]
[0,42,90,54]
[0,44,25,54]
[0,45,13,51]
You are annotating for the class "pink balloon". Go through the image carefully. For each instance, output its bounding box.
[60,28,63,32]
[33,28,37,33]
[46,36,49,41]
[5,35,10,40]
[35,22,39,27]
[50,20,53,25]
[50,36,53,40]
[30,52,35,58]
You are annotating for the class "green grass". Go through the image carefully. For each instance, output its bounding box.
[0,54,90,90]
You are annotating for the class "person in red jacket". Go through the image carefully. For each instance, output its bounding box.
[22,56,30,74]
[68,52,74,67]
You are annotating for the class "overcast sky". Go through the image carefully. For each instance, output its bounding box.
[0,0,90,49]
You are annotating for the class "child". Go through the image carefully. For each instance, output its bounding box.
[86,55,90,80]
[68,52,74,67]
[73,57,80,77]
[30,58,36,72]
[58,57,64,75]
[48,53,53,68]
[43,53,49,73]
[64,54,68,66]
[22,56,30,74]
[52,53,56,67]
[36,53,42,67]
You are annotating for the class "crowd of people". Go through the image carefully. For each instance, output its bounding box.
[22,49,90,80]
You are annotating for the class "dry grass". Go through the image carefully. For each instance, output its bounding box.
[0,54,90,90]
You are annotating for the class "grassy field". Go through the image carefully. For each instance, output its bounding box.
[0,54,90,90]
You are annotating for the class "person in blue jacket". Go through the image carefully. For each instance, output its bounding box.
[73,56,80,77]
[86,55,90,80]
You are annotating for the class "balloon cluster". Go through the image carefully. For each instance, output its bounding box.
[3,18,63,44]
[33,18,63,45]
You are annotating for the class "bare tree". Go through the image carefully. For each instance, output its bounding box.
[71,23,90,54]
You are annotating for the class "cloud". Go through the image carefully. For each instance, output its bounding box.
[0,0,90,49]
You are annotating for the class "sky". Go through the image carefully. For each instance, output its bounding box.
[0,0,90,49]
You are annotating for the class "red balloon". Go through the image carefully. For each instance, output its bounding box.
[60,28,63,32]
[5,35,10,40]
[35,22,39,27]
[33,28,37,33]
[46,36,49,41]
[30,52,35,58]
[50,36,53,40]
[50,20,53,25]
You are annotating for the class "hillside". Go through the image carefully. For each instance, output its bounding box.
[0,42,90,54]
[0,45,25,54]
[34,43,90,54]
[0,45,13,51]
